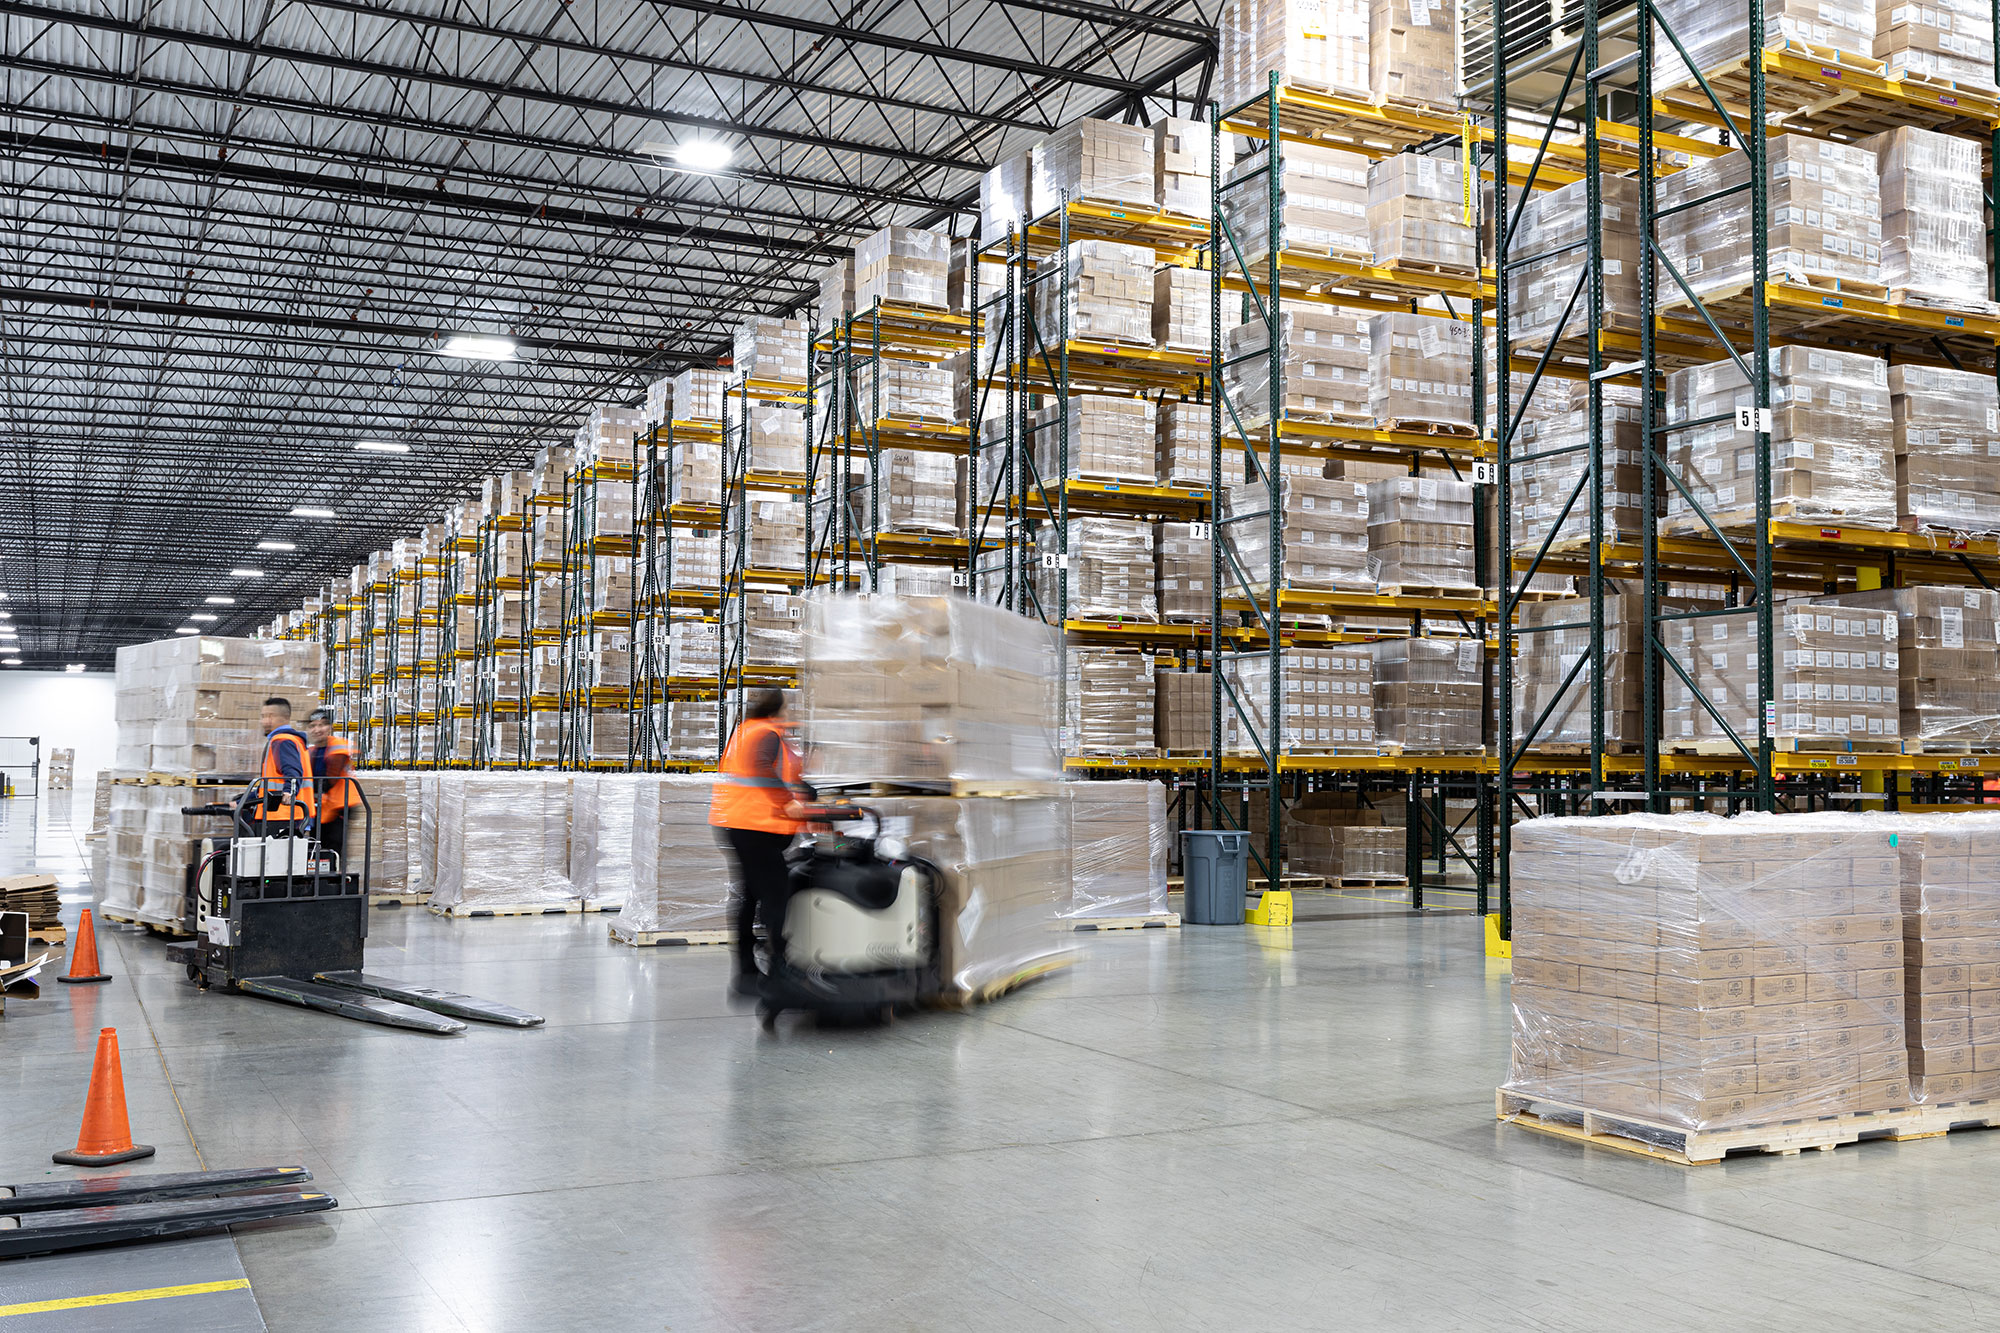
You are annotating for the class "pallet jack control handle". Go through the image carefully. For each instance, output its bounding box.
[182,803,235,817]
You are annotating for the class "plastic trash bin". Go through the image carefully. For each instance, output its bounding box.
[1182,830,1248,925]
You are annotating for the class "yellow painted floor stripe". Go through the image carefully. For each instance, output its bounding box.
[0,1279,250,1319]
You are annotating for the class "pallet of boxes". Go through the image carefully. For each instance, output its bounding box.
[103,636,321,934]
[46,748,74,791]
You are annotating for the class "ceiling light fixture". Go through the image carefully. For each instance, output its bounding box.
[65,664,85,673]
[205,596,236,605]
[174,627,200,635]
[190,613,218,623]
[672,139,733,172]
[355,440,411,453]
[256,540,296,551]
[439,335,516,361]
[290,506,336,519]
[3,658,19,666]
[230,569,265,578]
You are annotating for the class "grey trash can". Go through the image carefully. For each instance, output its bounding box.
[1182,830,1248,925]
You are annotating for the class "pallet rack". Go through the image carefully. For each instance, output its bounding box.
[1489,0,2000,935]
[556,457,639,770]
[718,376,811,740]
[628,416,725,770]
[469,509,534,769]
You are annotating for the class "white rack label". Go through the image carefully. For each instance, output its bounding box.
[1471,461,1497,485]
[1187,521,1213,541]
[1736,406,1773,433]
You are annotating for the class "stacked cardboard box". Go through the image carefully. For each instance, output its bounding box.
[1511,381,1651,548]
[853,356,953,421]
[575,404,647,468]
[854,226,950,309]
[587,556,634,615]
[1512,591,1657,748]
[799,594,1059,788]
[1225,310,1371,427]
[428,774,575,914]
[1062,780,1170,920]
[1889,365,2000,533]
[1283,793,1388,879]
[1031,395,1155,483]
[1157,402,1211,489]
[1875,0,1995,89]
[747,407,806,476]
[617,775,734,936]
[356,771,416,895]
[1225,465,1371,591]
[1034,240,1154,346]
[980,153,1034,242]
[818,258,855,330]
[1037,518,1159,622]
[1506,813,1911,1131]
[878,449,959,533]
[726,494,805,572]
[1033,118,1153,210]
[1508,175,1642,348]
[1665,602,1901,745]
[1222,142,1370,268]
[1664,348,1895,532]
[47,748,74,791]
[664,531,721,590]
[532,444,576,498]
[668,620,720,678]
[102,782,239,927]
[673,367,728,422]
[1226,646,1375,752]
[113,636,321,775]
[875,563,957,597]
[1155,669,1215,752]
[1341,826,1407,879]
[1368,155,1475,272]
[1369,314,1473,431]
[583,629,631,691]
[1156,519,1210,621]
[1658,135,1882,300]
[1068,650,1157,754]
[1824,587,2000,746]
[1653,0,1875,90]
[733,316,808,384]
[1155,117,1217,216]
[1371,637,1483,750]
[1153,267,1213,352]
[644,376,674,425]
[1219,0,1370,104]
[1371,0,1456,104]
[1895,814,2000,1103]
[666,700,718,760]
[1367,476,1475,590]
[729,592,802,667]
[1864,127,1989,309]
[567,773,640,908]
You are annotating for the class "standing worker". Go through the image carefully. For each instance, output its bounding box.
[305,708,357,864]
[256,697,317,834]
[709,689,812,997]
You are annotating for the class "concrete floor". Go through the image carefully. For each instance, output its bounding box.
[10,787,2000,1330]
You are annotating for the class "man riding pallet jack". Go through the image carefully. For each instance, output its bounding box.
[711,689,943,1028]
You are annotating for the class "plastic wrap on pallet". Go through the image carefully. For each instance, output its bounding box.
[1820,586,2000,745]
[1224,310,1371,430]
[624,775,732,933]
[1156,403,1212,490]
[1225,464,1371,591]
[1371,0,1456,104]
[854,225,950,309]
[1225,645,1374,752]
[800,593,1060,788]
[852,356,953,422]
[1367,154,1475,272]
[1154,669,1214,752]
[428,774,574,913]
[1153,266,1213,353]
[1366,475,1476,589]
[113,636,321,778]
[672,368,728,422]
[569,773,641,907]
[1154,117,1220,216]
[817,258,855,332]
[1505,812,1912,1133]
[1342,825,1406,879]
[1665,602,1901,745]
[1508,175,1641,348]
[663,531,721,590]
[667,620,720,677]
[1511,381,1652,549]
[1067,650,1157,754]
[980,152,1035,243]
[666,699,719,760]
[1036,517,1159,623]
[1368,314,1472,431]
[1370,637,1483,749]
[1512,591,1661,748]
[1061,780,1170,919]
[1033,240,1155,347]
[1156,519,1211,621]
[1863,128,1990,309]
[1653,0,1875,91]
[1877,0,1997,88]
[1664,347,1894,532]
[839,448,961,534]
[1218,0,1370,105]
[733,316,808,385]
[644,376,674,425]
[355,772,411,894]
[1888,365,2000,534]
[1889,812,2000,1103]
[875,563,958,597]
[726,493,806,573]
[1283,793,1388,878]
[727,591,802,667]
[868,794,1073,1001]
[747,407,806,476]
[1031,117,1154,211]
[576,404,647,467]
[1658,135,1882,299]
[1220,142,1370,271]
[1031,395,1156,484]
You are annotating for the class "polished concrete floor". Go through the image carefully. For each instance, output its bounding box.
[9,787,2000,1330]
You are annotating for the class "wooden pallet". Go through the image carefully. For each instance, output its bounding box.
[1884,1098,2000,1141]
[28,926,67,946]
[1896,741,2000,756]
[1668,737,1902,756]
[100,911,195,940]
[369,891,431,908]
[1496,1088,1916,1165]
[939,955,1075,1008]
[429,900,621,919]
[608,923,736,948]
[1336,876,1411,888]
[1070,913,1181,932]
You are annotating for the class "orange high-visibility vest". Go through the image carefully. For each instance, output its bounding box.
[315,734,358,817]
[708,716,804,835]
[258,728,318,825]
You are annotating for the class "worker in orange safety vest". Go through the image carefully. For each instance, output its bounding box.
[256,697,317,831]
[305,708,357,864]
[709,689,812,997]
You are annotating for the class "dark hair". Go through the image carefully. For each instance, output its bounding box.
[746,689,787,719]
[263,697,292,717]
[307,708,335,724]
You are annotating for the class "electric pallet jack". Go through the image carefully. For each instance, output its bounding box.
[0,1166,335,1258]
[164,778,542,1034]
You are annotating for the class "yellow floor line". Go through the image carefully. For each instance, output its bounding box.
[0,1279,250,1319]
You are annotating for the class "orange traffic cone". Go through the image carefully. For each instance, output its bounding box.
[57,908,111,985]
[53,1028,155,1167]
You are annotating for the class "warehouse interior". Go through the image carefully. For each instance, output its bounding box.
[11,0,2000,1325]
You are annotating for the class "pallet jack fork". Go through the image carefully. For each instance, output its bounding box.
[165,778,543,1034]
[0,1166,334,1259]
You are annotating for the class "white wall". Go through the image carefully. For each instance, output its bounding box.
[0,671,118,784]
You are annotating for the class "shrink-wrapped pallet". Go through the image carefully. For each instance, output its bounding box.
[1876,0,1997,88]
[1221,142,1370,270]
[980,153,1035,242]
[852,356,953,421]
[1511,381,1652,548]
[1665,602,1901,745]
[726,494,805,573]
[1061,780,1170,920]
[672,367,728,422]
[1894,813,2000,1103]
[1155,669,1215,752]
[620,775,734,936]
[1370,637,1483,750]
[1505,813,1911,1137]
[1369,314,1473,431]
[1863,127,1989,309]
[354,771,414,894]
[569,773,641,908]
[1036,518,1159,623]
[1153,266,1213,353]
[733,315,808,385]
[1224,464,1371,592]
[1282,792,1388,878]
[1821,586,2000,746]
[800,594,1060,788]
[1663,347,1895,533]
[1367,154,1476,272]
[1156,519,1211,621]
[1508,174,1642,348]
[644,376,674,425]
[1032,118,1153,211]
[1367,475,1476,589]
[1511,591,1659,748]
[1224,645,1374,752]
[746,406,806,476]
[1067,650,1157,755]
[113,635,321,778]
[667,699,719,760]
[880,449,960,533]
[1156,401,1211,489]
[1371,0,1456,105]
[1653,0,1875,91]
[729,592,802,667]
[817,258,855,331]
[1219,0,1370,105]
[1033,240,1154,347]
[854,225,950,309]
[1224,309,1371,428]
[575,404,647,467]
[1888,365,2000,533]
[429,774,574,913]
[1030,394,1155,484]
[1154,117,1219,216]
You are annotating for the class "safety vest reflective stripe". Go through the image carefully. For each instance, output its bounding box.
[715,774,788,789]
[708,717,803,834]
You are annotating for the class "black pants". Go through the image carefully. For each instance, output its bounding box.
[318,813,348,867]
[721,827,793,978]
